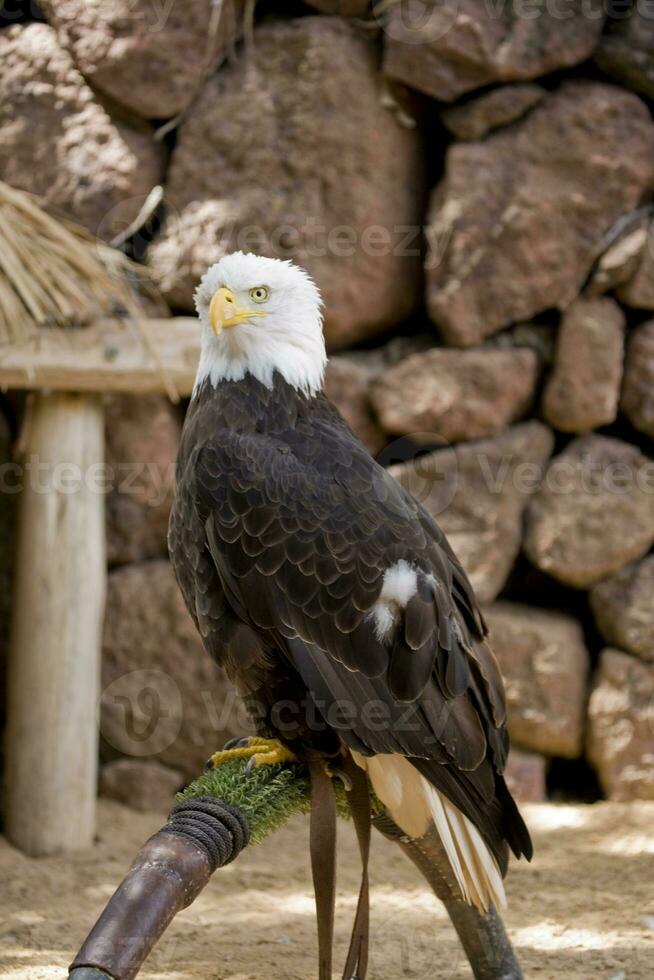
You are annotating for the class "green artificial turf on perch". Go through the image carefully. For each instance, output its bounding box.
[177,757,382,845]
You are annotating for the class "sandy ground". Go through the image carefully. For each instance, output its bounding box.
[0,800,653,980]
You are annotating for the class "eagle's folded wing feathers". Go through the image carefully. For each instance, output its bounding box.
[197,426,532,877]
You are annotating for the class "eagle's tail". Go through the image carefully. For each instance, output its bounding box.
[353,752,506,913]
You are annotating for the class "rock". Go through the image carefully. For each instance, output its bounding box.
[382,0,604,103]
[389,422,554,602]
[590,557,654,665]
[40,0,244,120]
[101,561,246,779]
[425,83,654,347]
[370,347,538,443]
[596,10,654,100]
[440,84,545,141]
[587,649,654,801]
[0,23,163,239]
[524,435,654,589]
[616,221,654,309]
[147,17,425,350]
[485,601,590,758]
[504,749,547,803]
[324,357,386,456]
[105,394,181,566]
[99,759,183,812]
[621,320,654,438]
[541,297,625,433]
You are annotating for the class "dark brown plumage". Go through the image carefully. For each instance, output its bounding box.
[169,373,532,879]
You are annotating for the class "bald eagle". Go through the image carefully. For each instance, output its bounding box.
[169,252,532,919]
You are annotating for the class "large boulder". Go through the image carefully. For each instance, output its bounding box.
[147,17,425,350]
[40,0,244,120]
[425,83,654,346]
[370,347,538,444]
[541,297,625,433]
[389,421,554,603]
[0,23,163,238]
[105,394,181,566]
[382,0,604,103]
[596,9,654,100]
[485,602,590,758]
[324,357,386,456]
[101,561,246,779]
[589,557,654,665]
[440,84,545,142]
[620,320,654,438]
[587,649,654,801]
[524,436,654,589]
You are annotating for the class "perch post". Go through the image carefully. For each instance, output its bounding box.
[4,391,106,855]
[68,761,317,980]
[67,760,524,980]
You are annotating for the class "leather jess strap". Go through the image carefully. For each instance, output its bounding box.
[309,755,371,980]
[341,754,371,980]
[310,758,337,980]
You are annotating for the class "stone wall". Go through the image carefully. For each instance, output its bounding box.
[1,2,653,808]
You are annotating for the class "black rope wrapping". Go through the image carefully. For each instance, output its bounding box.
[162,797,250,873]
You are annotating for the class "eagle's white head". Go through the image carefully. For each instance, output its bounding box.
[193,252,326,397]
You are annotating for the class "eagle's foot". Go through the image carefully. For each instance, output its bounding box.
[207,736,297,773]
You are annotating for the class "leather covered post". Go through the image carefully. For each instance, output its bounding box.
[69,832,212,980]
[69,796,249,980]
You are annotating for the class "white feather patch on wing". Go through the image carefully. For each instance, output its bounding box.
[371,560,419,642]
[352,752,506,912]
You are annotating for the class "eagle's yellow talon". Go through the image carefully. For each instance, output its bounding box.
[248,744,297,769]
[208,737,296,771]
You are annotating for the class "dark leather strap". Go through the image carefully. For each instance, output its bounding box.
[309,755,371,980]
[309,757,337,980]
[342,755,371,980]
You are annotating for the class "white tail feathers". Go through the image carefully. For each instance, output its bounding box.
[352,752,506,912]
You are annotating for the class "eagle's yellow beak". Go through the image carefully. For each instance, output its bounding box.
[209,287,267,336]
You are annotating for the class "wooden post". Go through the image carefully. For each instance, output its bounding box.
[4,392,106,856]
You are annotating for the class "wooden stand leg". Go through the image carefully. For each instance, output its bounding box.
[4,392,106,856]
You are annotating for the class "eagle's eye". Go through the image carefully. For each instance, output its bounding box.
[250,285,270,303]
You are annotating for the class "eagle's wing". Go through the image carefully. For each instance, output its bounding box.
[197,413,531,873]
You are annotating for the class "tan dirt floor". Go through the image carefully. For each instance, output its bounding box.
[0,799,653,979]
